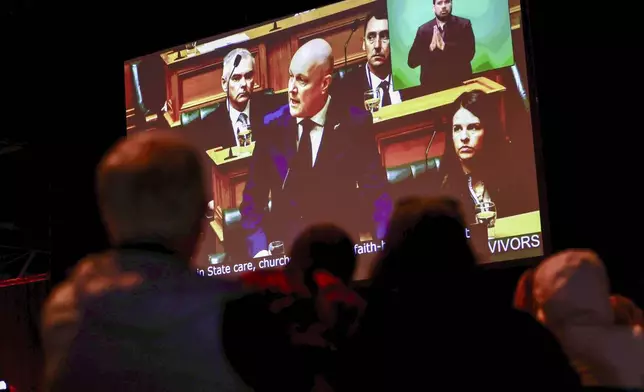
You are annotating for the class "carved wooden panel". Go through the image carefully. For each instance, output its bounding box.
[266,38,293,92]
[212,162,251,212]
[234,181,246,208]
[380,132,446,169]
[376,119,446,168]
[292,14,368,69]
[213,166,231,211]
[180,63,224,111]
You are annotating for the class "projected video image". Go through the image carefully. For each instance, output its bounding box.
[123,0,541,280]
[388,0,515,94]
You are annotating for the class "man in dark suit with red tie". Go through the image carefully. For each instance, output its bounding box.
[334,8,407,112]
[408,0,475,94]
[240,38,392,258]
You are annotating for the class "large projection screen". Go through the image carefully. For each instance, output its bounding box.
[124,0,545,280]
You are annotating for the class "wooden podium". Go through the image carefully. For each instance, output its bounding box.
[207,143,255,243]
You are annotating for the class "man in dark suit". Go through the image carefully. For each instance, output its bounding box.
[408,0,475,94]
[183,47,260,152]
[179,48,260,267]
[180,46,269,211]
[240,38,392,258]
[334,8,406,112]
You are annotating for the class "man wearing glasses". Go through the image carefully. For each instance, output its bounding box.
[334,8,405,112]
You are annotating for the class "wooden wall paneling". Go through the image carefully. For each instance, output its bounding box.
[511,28,529,100]
[161,4,376,124]
[265,37,293,92]
[256,43,269,90]
[179,61,225,112]
[165,67,180,124]
[212,159,252,211]
[232,173,247,207]
[494,72,509,141]
[380,132,446,168]
[291,12,369,70]
[213,173,252,213]
[124,63,135,111]
[376,119,445,168]
[175,46,266,116]
[213,165,233,212]
[510,3,521,30]
[124,63,137,132]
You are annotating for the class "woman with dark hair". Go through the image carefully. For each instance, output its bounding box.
[432,89,539,223]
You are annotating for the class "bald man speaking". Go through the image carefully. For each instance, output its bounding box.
[240,38,392,258]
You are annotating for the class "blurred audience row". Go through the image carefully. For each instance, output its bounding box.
[39,132,643,392]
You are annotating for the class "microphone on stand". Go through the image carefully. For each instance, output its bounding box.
[343,19,361,76]
[224,147,236,161]
[511,64,530,112]
[270,21,281,31]
[425,130,437,172]
[227,54,242,114]
[224,54,243,161]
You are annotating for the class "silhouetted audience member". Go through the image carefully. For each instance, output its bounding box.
[288,224,365,344]
[336,196,582,392]
[223,223,364,392]
[534,250,644,389]
[40,132,247,392]
[515,268,644,330]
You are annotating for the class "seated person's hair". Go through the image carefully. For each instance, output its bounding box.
[290,223,357,284]
[363,6,389,36]
[96,131,206,245]
[372,196,476,291]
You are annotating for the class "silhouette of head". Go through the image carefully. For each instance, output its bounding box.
[289,223,357,285]
[372,196,476,292]
[96,131,206,261]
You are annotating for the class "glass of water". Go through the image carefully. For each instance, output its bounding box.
[475,201,497,239]
[364,89,381,113]
[268,240,285,256]
[237,125,253,147]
